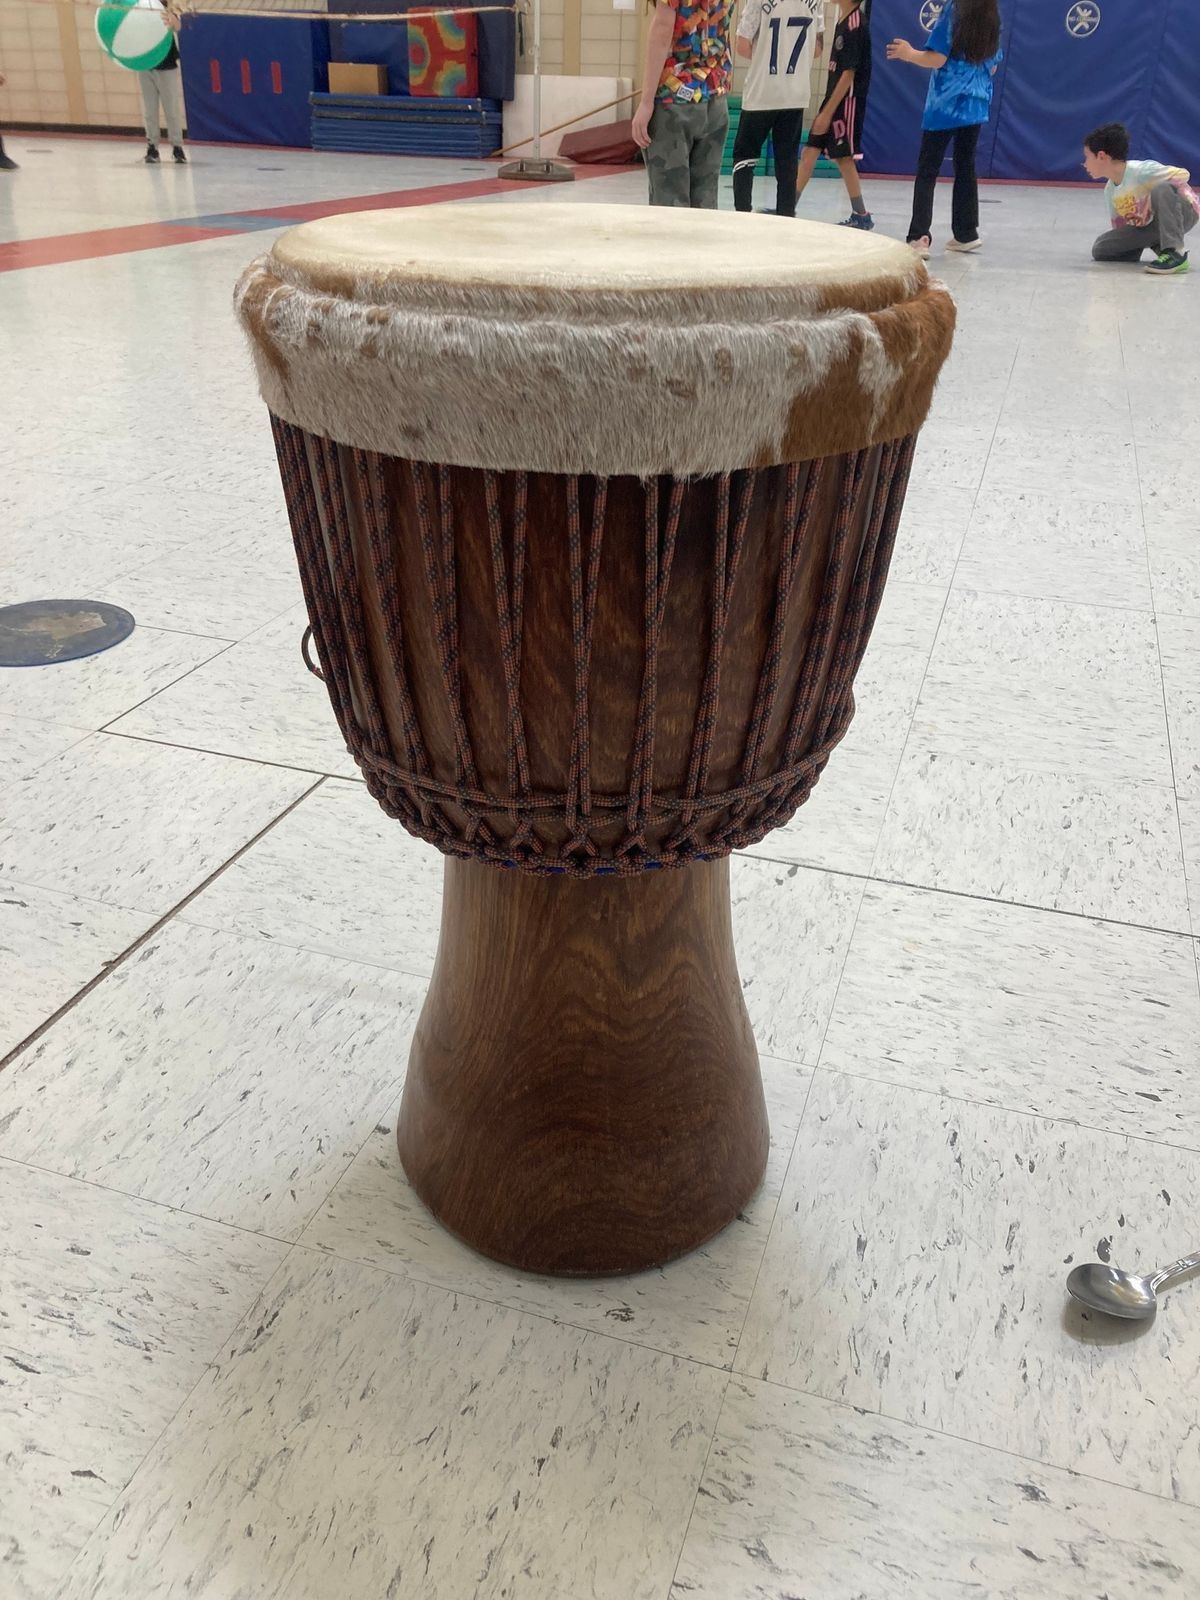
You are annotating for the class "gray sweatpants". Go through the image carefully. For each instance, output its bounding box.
[140,67,185,148]
[1092,179,1197,261]
[645,96,729,210]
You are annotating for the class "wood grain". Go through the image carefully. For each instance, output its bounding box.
[398,856,769,1276]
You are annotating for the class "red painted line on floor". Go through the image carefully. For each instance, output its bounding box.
[0,165,632,273]
[0,221,229,271]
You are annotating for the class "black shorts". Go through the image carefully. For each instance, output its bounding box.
[807,91,867,161]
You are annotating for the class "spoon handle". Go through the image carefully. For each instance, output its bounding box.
[1152,1249,1200,1288]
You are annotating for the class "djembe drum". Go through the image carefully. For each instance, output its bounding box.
[236,204,953,1276]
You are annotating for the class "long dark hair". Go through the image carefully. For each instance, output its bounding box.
[951,0,1001,64]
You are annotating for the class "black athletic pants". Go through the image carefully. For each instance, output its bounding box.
[732,107,805,216]
[908,123,982,244]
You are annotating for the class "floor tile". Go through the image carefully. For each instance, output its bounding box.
[1179,800,1200,937]
[0,627,226,731]
[738,744,895,876]
[180,778,443,976]
[109,635,359,779]
[822,882,1200,1142]
[303,1055,810,1370]
[1148,522,1200,618]
[1159,613,1200,801]
[839,642,929,763]
[907,421,996,493]
[0,881,153,1061]
[888,483,975,586]
[0,712,89,786]
[0,922,423,1240]
[731,857,864,1064]
[911,591,1171,787]
[737,1073,1200,1503]
[56,1251,725,1600]
[981,425,1140,503]
[0,1159,285,1600]
[113,545,304,642]
[955,486,1151,611]
[1137,445,1200,520]
[672,1377,1200,1600]
[865,579,945,654]
[876,749,1190,931]
[1,516,187,604]
[0,733,314,916]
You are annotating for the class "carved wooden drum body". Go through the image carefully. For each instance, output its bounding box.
[237,205,954,1276]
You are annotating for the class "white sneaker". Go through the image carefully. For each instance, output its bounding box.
[908,235,931,259]
[945,237,983,252]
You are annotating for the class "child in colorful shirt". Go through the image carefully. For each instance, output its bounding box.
[1084,121,1197,277]
[633,0,732,209]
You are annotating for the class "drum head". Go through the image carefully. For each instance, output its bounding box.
[237,202,955,477]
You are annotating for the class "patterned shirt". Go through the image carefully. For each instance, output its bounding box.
[656,0,732,104]
[1106,160,1200,229]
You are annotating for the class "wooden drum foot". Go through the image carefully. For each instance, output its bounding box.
[397,856,768,1277]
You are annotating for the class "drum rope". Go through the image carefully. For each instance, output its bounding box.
[563,475,608,863]
[735,459,817,798]
[670,469,753,855]
[357,450,455,842]
[620,478,683,863]
[483,469,537,861]
[272,418,915,877]
[412,460,496,852]
[781,447,871,770]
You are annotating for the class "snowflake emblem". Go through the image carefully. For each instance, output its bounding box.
[1066,3,1101,36]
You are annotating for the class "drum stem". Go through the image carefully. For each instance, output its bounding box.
[397,855,769,1277]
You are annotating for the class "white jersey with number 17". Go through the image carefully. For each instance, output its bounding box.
[738,0,823,113]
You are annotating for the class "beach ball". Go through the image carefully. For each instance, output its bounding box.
[95,0,173,72]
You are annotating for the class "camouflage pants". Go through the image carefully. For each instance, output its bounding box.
[645,96,729,209]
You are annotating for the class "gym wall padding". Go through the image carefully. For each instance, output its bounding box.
[332,0,516,103]
[330,21,413,96]
[861,0,1200,182]
[180,16,330,147]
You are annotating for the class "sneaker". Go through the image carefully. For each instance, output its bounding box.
[755,206,795,217]
[0,153,17,171]
[172,145,187,164]
[839,212,875,231]
[908,234,932,259]
[946,237,982,252]
[1145,249,1189,276]
[144,143,160,164]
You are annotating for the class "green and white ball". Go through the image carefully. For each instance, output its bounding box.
[95,0,173,72]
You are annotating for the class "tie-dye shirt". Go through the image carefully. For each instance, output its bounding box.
[1106,160,1200,229]
[656,0,732,104]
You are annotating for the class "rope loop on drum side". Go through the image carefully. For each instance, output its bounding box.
[271,417,916,878]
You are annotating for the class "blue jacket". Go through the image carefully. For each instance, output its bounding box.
[923,3,1003,131]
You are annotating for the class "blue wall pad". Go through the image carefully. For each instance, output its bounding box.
[862,0,1199,182]
[331,0,515,102]
[329,21,411,95]
[181,16,330,147]
[310,94,503,157]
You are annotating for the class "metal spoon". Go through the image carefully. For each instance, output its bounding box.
[1067,1250,1200,1321]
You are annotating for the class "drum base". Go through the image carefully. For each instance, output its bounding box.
[398,856,768,1277]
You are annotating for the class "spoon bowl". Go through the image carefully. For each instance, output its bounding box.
[1067,1247,1200,1322]
[1067,1263,1159,1320]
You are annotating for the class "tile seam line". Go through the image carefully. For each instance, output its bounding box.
[0,775,326,1074]
[743,850,1198,944]
[0,1146,762,1377]
[46,1245,306,1600]
[803,1062,1200,1164]
[721,1366,1200,1516]
[100,724,362,781]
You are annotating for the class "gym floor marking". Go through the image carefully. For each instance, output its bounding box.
[0,166,627,273]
